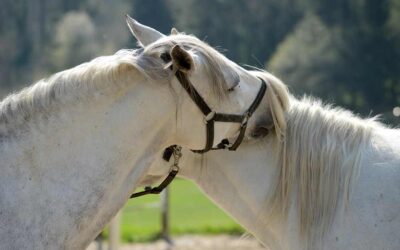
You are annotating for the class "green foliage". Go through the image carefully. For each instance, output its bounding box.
[388,0,400,42]
[132,0,173,35]
[169,0,302,64]
[268,0,400,120]
[269,14,346,103]
[50,11,98,69]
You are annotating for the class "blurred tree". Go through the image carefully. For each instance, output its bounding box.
[0,0,83,89]
[168,0,302,65]
[84,0,131,53]
[269,14,349,104]
[269,0,400,121]
[50,11,98,69]
[0,0,27,89]
[131,0,173,36]
[387,0,400,43]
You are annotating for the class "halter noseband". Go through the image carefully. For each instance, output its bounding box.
[130,70,267,199]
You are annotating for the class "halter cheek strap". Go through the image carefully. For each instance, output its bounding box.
[175,70,267,153]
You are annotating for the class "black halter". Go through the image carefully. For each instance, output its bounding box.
[130,70,267,199]
[175,70,267,153]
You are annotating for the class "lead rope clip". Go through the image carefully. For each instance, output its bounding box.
[171,146,182,172]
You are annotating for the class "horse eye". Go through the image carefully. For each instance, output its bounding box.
[227,80,240,92]
[160,52,171,63]
[251,127,269,138]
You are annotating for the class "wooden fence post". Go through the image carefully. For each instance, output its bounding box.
[161,187,172,244]
[109,211,121,250]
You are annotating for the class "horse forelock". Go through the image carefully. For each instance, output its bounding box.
[265,96,383,248]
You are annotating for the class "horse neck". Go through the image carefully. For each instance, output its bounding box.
[178,142,283,248]
[179,97,391,249]
[0,74,175,248]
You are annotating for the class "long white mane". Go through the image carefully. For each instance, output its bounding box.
[265,95,384,248]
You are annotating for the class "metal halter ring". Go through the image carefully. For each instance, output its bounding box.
[173,146,182,162]
[170,164,179,172]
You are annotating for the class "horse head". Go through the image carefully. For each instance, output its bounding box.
[125,15,277,151]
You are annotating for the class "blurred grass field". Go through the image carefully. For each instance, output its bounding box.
[118,179,244,242]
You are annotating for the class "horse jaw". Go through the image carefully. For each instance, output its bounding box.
[125,14,165,46]
[187,143,284,248]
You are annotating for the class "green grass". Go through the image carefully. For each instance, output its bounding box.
[119,179,244,242]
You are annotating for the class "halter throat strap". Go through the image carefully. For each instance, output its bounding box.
[175,70,267,153]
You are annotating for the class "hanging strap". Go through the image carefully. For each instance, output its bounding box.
[130,146,181,199]
[129,167,179,198]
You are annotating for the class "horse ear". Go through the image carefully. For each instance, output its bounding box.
[171,45,194,73]
[171,27,179,35]
[250,114,275,138]
[125,14,165,46]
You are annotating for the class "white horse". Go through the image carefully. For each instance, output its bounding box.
[143,67,400,248]
[0,16,268,249]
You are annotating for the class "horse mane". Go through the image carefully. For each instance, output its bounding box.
[0,50,147,136]
[266,96,383,248]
